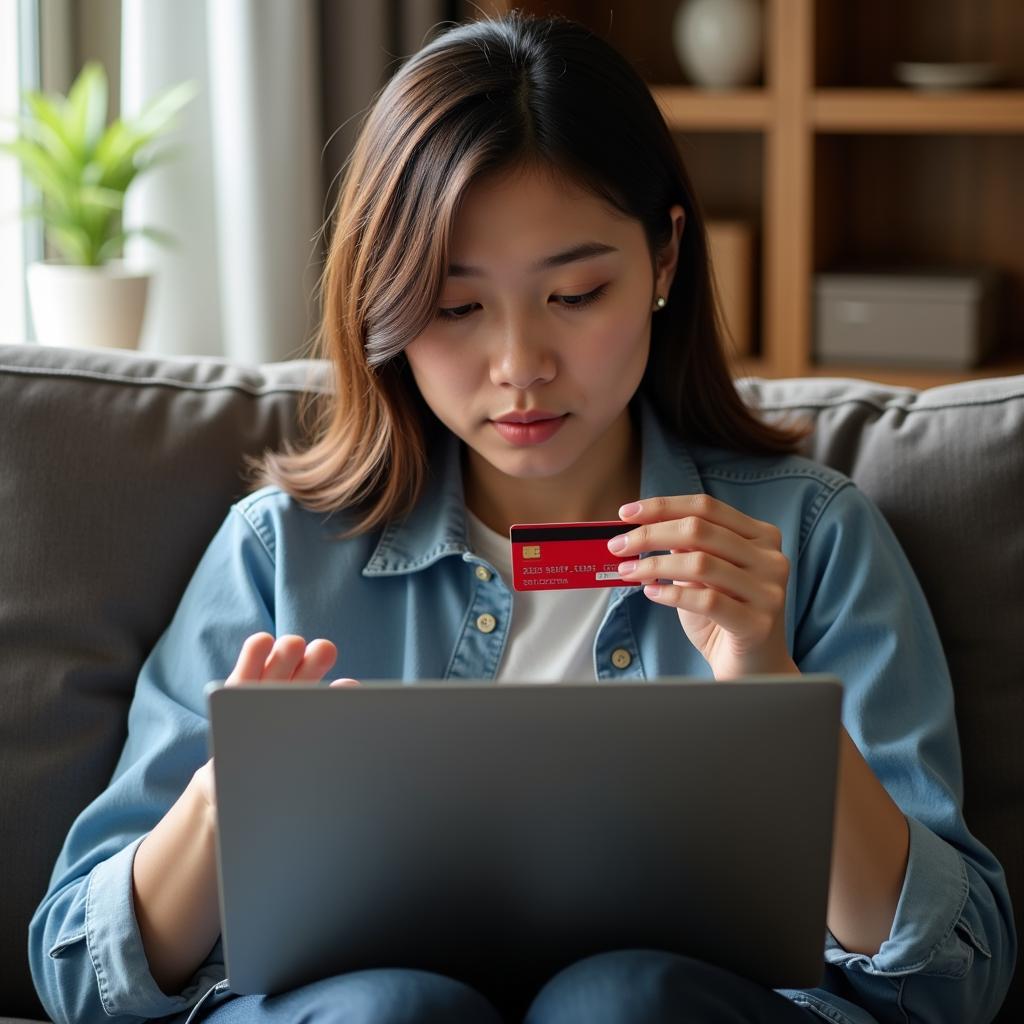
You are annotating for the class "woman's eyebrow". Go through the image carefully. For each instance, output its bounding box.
[447,241,619,277]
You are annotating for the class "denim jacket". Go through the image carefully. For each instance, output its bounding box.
[29,392,1016,1024]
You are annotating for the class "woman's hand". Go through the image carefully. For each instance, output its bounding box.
[193,633,360,812]
[609,495,792,680]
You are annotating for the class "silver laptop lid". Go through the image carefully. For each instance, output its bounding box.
[207,675,842,996]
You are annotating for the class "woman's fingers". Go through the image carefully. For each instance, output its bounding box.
[291,638,338,682]
[227,633,341,687]
[261,634,308,681]
[225,632,275,686]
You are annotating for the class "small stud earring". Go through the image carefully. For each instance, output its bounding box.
[653,296,667,311]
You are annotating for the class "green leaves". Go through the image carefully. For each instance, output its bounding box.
[0,60,199,266]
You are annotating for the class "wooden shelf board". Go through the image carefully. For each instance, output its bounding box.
[649,86,770,130]
[728,355,1024,388]
[804,359,1024,389]
[812,90,1024,133]
[651,88,1024,135]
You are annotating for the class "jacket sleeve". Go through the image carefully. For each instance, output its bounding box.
[787,481,1016,1023]
[28,504,277,1024]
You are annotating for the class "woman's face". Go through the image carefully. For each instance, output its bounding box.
[404,163,683,486]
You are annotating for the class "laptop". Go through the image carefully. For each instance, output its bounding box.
[205,675,842,997]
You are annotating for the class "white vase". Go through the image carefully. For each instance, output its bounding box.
[27,259,152,350]
[673,0,764,89]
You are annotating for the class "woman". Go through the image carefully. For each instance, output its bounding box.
[29,10,1015,1024]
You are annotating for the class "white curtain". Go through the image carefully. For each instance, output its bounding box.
[121,0,451,363]
[121,0,324,362]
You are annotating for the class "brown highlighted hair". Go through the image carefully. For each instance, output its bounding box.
[242,10,811,538]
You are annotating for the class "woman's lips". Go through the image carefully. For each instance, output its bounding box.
[490,414,568,446]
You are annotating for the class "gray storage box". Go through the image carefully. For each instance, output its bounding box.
[814,267,1001,369]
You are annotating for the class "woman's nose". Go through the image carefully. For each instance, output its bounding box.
[489,319,556,389]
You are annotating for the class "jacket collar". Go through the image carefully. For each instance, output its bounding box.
[361,390,704,578]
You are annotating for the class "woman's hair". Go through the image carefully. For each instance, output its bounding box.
[242,9,812,538]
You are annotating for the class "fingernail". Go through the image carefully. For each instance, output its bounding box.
[619,502,642,518]
[617,560,638,574]
[607,534,627,553]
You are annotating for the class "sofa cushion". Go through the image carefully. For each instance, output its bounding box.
[1,343,1020,1021]
[736,373,1023,1023]
[0,343,329,1020]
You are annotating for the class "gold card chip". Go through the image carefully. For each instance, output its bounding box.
[522,545,541,559]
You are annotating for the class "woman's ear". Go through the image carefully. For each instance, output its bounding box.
[654,204,686,302]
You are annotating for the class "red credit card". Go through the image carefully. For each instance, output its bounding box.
[509,520,644,592]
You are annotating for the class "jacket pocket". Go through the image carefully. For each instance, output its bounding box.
[47,931,86,959]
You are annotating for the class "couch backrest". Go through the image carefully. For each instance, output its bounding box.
[745,376,1024,942]
[1,343,1019,1021]
[741,373,1023,1024]
[0,344,329,1020]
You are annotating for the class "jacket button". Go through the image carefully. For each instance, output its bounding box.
[476,613,497,634]
[610,648,632,670]
[474,565,492,582]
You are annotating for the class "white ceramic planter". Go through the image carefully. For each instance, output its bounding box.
[673,0,763,89]
[26,259,152,349]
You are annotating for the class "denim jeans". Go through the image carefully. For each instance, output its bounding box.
[173,948,822,1023]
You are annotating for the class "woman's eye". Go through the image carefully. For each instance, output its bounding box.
[557,284,607,310]
[436,303,476,320]
[436,284,608,321]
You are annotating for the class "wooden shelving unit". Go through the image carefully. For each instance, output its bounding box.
[463,0,1024,388]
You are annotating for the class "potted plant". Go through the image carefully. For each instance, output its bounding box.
[0,60,197,349]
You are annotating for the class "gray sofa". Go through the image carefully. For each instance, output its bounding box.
[1,341,1019,1023]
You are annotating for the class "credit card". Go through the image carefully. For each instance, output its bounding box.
[509,520,645,592]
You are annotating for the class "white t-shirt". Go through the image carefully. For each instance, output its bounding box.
[465,507,611,683]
